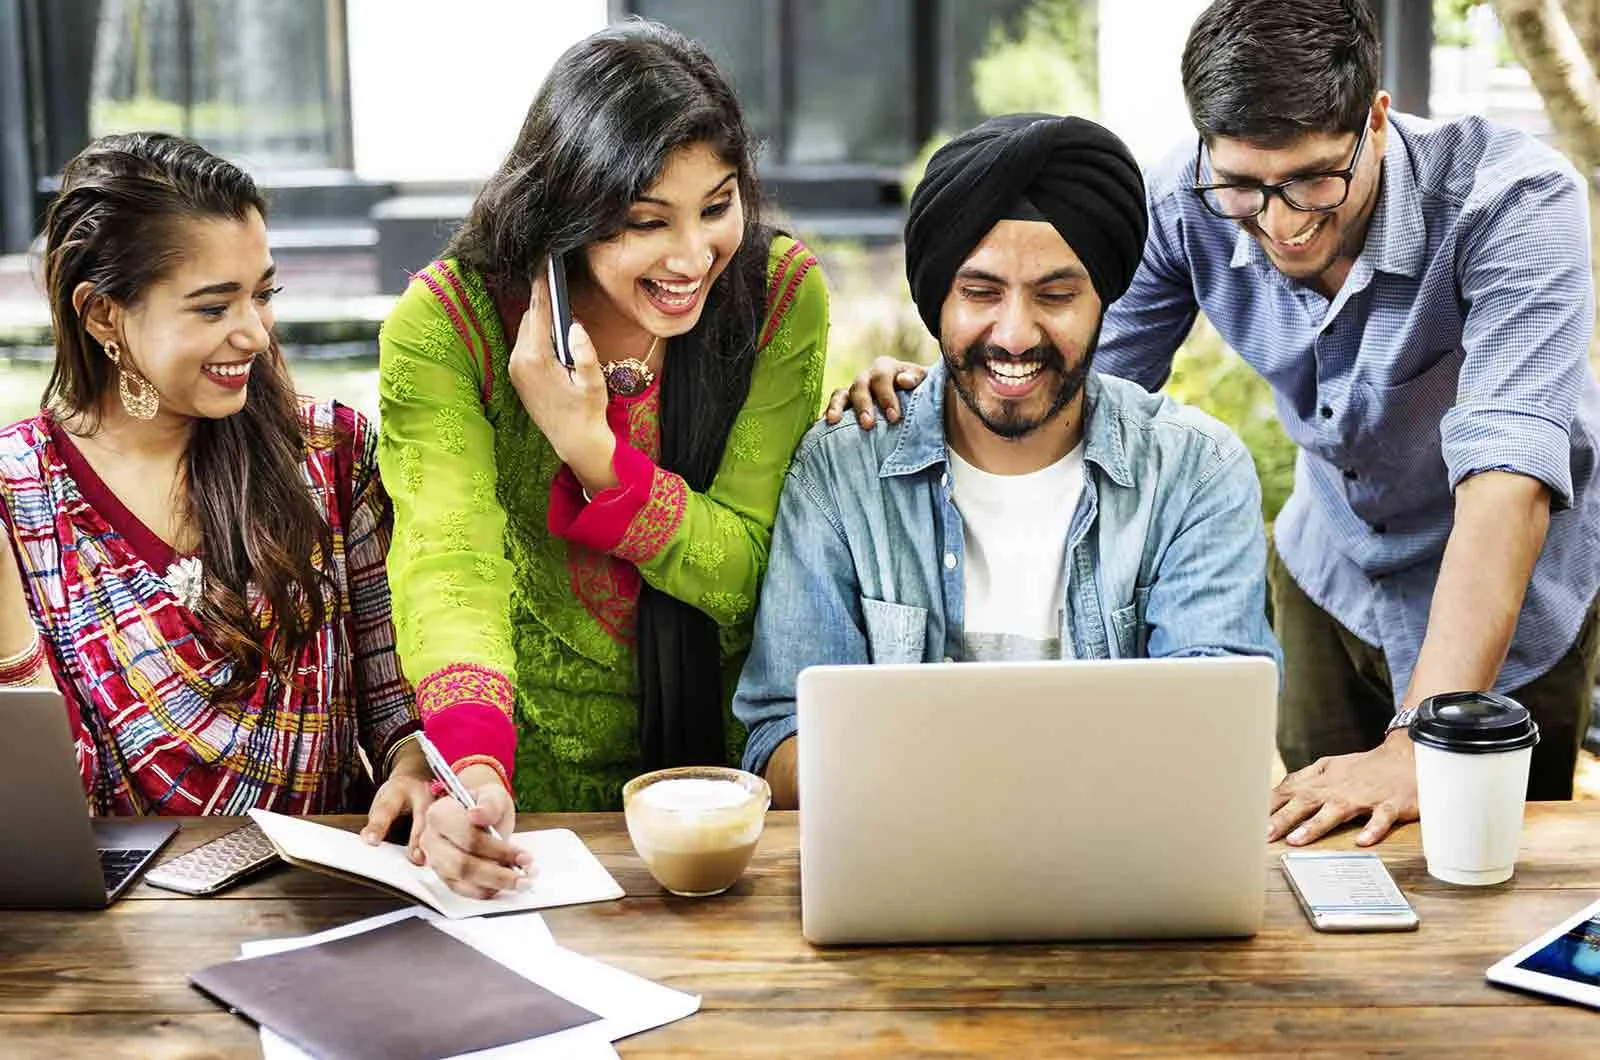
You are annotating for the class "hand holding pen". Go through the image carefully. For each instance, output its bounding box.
[415,734,534,897]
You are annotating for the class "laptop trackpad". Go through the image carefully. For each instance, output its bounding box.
[92,818,180,853]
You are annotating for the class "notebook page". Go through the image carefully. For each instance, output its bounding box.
[248,810,623,918]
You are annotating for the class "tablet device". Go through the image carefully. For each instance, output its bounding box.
[1486,896,1600,1007]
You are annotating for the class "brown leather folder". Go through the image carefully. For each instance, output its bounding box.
[190,916,600,1059]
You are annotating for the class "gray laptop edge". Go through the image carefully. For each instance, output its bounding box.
[0,687,176,908]
[797,656,1278,945]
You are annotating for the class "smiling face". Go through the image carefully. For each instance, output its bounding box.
[1205,101,1385,286]
[938,219,1103,444]
[580,141,745,342]
[84,207,279,422]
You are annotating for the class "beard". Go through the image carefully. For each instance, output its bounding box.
[943,324,1098,441]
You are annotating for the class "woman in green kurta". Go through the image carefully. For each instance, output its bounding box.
[379,21,827,889]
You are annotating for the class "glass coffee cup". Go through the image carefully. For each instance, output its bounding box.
[623,766,770,897]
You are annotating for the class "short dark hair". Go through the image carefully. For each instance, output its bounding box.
[1182,0,1380,145]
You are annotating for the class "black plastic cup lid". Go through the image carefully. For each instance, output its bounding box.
[1409,691,1540,754]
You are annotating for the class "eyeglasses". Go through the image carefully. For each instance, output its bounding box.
[1190,123,1369,220]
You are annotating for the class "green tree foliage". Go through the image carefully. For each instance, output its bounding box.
[1434,0,1482,46]
[1165,321,1297,522]
[970,0,1100,120]
[903,0,1098,196]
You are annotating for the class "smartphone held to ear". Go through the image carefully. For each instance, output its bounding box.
[1281,851,1419,932]
[546,253,576,370]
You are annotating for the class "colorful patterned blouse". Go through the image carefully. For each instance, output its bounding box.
[377,235,828,811]
[0,401,418,815]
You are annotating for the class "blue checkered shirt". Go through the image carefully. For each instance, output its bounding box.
[1098,111,1600,702]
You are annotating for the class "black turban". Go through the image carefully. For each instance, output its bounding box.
[904,113,1149,338]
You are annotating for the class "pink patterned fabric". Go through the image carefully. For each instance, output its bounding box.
[0,404,418,815]
[416,662,516,793]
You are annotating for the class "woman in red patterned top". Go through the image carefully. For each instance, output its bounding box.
[0,134,461,865]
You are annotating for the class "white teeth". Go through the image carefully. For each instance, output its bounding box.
[1282,221,1322,247]
[204,361,252,377]
[988,361,1042,382]
[645,278,702,304]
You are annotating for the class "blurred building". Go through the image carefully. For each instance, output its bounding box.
[0,0,1432,288]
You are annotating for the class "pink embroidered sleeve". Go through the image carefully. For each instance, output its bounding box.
[417,663,516,793]
[548,238,828,631]
[547,441,688,562]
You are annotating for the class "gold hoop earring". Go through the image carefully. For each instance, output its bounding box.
[105,340,159,421]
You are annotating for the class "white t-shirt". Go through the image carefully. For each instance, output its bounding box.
[947,443,1085,661]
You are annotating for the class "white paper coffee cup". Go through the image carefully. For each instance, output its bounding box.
[1410,691,1539,886]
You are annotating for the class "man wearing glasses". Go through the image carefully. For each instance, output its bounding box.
[1106,0,1600,847]
[829,0,1600,848]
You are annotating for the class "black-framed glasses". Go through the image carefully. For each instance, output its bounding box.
[1191,123,1369,220]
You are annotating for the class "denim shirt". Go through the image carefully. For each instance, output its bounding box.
[732,362,1281,776]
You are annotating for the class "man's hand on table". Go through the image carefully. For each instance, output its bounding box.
[418,763,532,898]
[1269,729,1420,847]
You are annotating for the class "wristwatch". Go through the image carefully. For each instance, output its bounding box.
[1384,705,1421,735]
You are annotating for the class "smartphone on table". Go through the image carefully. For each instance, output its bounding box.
[143,820,279,896]
[546,252,576,369]
[1280,851,1419,932]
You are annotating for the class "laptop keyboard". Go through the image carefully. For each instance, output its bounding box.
[98,847,152,895]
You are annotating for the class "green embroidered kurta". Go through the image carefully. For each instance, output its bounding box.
[377,237,827,810]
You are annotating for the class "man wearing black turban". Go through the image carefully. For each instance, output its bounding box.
[840,0,1600,857]
[900,112,1149,450]
[731,114,1279,811]
[905,112,1149,337]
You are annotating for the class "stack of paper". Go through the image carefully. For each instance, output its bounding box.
[225,907,700,1059]
[192,815,697,1057]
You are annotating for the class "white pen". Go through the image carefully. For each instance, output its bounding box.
[415,733,520,866]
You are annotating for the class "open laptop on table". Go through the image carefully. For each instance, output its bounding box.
[0,687,177,908]
[797,656,1277,945]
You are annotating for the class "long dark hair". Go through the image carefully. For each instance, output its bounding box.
[41,131,333,699]
[447,20,770,768]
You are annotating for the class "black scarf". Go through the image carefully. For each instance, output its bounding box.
[634,227,773,769]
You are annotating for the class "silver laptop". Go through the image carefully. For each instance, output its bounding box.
[797,656,1278,944]
[0,687,177,908]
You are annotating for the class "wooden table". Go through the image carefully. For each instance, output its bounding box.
[4,805,1600,1058]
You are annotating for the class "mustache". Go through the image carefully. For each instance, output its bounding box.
[954,341,1066,371]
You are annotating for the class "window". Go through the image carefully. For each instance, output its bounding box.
[623,0,1084,173]
[788,0,913,166]
[89,0,349,171]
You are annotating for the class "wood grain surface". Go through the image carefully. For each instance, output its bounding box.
[4,804,1598,1058]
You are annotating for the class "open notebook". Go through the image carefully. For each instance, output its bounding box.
[248,810,624,919]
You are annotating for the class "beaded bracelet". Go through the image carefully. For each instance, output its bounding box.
[0,634,45,686]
